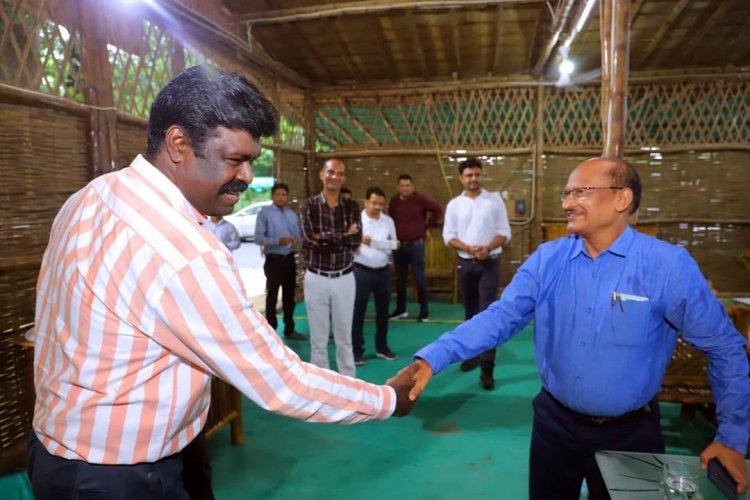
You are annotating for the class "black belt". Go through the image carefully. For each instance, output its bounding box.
[307,266,353,278]
[459,255,500,262]
[543,389,655,427]
[354,262,389,272]
[400,239,423,246]
[266,253,295,259]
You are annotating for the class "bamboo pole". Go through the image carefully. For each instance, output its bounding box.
[532,85,544,249]
[601,0,630,159]
[79,0,117,178]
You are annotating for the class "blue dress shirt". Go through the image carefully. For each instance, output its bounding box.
[254,204,300,256]
[416,226,749,453]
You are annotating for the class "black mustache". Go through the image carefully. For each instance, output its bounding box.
[220,181,248,194]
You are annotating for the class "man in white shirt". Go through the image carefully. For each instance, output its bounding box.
[443,158,511,390]
[352,187,399,365]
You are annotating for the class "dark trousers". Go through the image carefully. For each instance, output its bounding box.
[352,264,391,357]
[394,240,428,316]
[529,389,664,500]
[27,433,190,500]
[457,257,500,371]
[181,431,215,500]
[263,253,296,334]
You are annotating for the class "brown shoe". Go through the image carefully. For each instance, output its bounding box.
[480,370,495,391]
[285,331,307,341]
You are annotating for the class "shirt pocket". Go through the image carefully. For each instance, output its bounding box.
[609,299,654,346]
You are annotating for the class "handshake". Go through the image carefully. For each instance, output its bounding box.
[385,359,433,417]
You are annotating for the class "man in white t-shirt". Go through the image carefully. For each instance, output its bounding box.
[352,186,399,365]
[443,158,511,390]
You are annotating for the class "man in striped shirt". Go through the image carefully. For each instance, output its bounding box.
[28,66,416,500]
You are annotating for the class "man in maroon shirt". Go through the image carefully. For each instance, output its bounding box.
[388,174,443,321]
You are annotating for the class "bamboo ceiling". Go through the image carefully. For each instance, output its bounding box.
[221,0,750,89]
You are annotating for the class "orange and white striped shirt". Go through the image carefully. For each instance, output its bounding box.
[33,155,395,464]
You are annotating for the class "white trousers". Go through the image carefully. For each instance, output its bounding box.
[303,270,356,377]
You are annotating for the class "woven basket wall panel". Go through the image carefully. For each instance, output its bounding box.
[0,102,88,257]
[116,121,146,170]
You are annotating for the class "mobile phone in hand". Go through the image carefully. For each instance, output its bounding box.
[707,458,738,500]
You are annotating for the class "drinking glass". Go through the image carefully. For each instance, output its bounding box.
[663,460,699,499]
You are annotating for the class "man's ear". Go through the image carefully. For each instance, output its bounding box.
[164,126,191,164]
[615,187,634,214]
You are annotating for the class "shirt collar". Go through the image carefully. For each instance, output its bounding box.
[461,188,486,198]
[130,154,204,224]
[569,225,635,260]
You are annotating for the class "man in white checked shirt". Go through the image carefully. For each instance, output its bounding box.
[27,66,418,500]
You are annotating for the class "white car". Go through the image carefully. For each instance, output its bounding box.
[225,200,272,241]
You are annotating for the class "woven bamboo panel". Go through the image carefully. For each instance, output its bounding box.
[116,120,146,170]
[277,89,306,149]
[109,20,176,118]
[315,87,537,150]
[0,101,87,465]
[628,81,750,146]
[0,102,88,256]
[0,0,84,101]
[315,81,749,152]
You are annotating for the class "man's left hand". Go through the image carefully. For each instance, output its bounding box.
[474,246,490,260]
[700,441,748,494]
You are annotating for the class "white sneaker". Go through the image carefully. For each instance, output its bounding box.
[389,311,408,320]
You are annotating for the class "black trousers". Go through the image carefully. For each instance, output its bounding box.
[27,433,190,500]
[263,253,297,334]
[393,240,428,317]
[529,389,664,500]
[457,257,500,371]
[352,264,391,357]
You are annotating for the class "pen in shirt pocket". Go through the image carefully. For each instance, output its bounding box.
[610,292,649,311]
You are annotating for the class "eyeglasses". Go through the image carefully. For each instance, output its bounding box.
[560,186,624,202]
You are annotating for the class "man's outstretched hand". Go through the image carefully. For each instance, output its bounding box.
[386,359,433,417]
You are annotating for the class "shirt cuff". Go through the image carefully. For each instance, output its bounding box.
[378,385,397,419]
[716,422,749,455]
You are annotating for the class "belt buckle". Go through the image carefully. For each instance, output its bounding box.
[329,270,341,278]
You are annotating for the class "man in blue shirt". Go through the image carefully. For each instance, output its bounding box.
[391,157,749,498]
[255,183,305,340]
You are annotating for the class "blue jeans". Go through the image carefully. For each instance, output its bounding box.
[352,264,391,357]
[27,433,190,500]
[393,240,428,316]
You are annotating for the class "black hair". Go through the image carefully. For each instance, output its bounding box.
[397,174,412,183]
[271,182,289,194]
[458,157,482,174]
[365,186,386,199]
[146,65,278,158]
[608,160,642,215]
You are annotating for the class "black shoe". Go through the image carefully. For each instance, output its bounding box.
[376,350,399,361]
[285,331,307,341]
[389,310,408,320]
[480,370,495,391]
[417,313,429,322]
[354,356,366,366]
[459,356,480,372]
